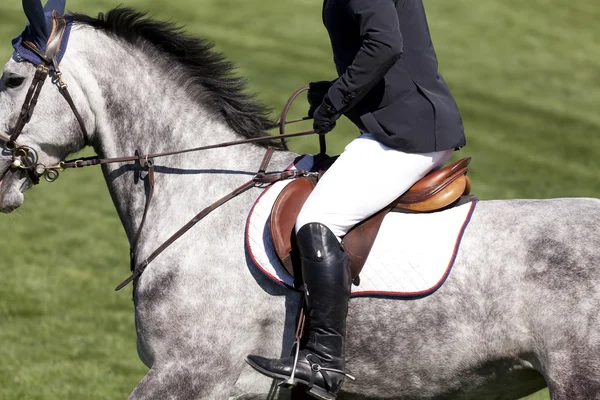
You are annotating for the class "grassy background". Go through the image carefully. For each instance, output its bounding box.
[1,0,598,398]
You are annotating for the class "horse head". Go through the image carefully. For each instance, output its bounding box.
[0,0,91,213]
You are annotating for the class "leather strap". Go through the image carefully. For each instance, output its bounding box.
[6,12,90,179]
[7,14,89,153]
[115,148,308,292]
[258,147,275,173]
[57,83,90,145]
[22,40,51,64]
[58,130,315,171]
[115,178,257,291]
[129,158,155,273]
[9,65,49,143]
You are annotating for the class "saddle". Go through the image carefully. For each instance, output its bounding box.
[270,157,473,284]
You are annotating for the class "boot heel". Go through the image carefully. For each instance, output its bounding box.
[307,386,337,400]
[278,379,297,389]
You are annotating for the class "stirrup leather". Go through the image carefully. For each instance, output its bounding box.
[279,339,303,388]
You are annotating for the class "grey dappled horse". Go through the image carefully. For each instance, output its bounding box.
[1,7,600,400]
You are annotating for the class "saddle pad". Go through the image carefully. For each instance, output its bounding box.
[245,155,478,298]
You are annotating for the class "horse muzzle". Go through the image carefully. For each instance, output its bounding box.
[0,160,28,213]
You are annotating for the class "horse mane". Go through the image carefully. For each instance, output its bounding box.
[72,8,284,148]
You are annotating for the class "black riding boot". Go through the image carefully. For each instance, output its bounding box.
[246,223,352,400]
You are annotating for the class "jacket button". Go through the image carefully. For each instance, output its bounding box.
[343,92,356,104]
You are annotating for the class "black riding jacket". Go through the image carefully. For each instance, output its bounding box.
[324,0,466,153]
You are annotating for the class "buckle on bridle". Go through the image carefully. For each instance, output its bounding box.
[52,71,68,91]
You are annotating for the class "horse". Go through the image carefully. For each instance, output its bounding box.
[1,5,600,400]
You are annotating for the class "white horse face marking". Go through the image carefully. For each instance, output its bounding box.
[0,58,86,213]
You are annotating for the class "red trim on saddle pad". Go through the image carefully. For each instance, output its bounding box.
[350,200,477,299]
[245,157,302,290]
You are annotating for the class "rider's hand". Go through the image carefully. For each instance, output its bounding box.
[307,80,334,118]
[313,95,340,134]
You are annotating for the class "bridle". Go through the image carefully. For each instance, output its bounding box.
[3,12,89,185]
[0,16,322,291]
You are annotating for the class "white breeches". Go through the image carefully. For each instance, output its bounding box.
[295,134,454,238]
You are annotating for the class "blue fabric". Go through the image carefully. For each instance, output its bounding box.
[322,0,465,153]
[12,13,73,67]
[44,0,66,14]
[23,0,51,40]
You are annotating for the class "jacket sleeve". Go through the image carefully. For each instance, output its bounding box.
[327,0,403,113]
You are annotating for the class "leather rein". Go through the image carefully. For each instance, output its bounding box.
[1,16,319,291]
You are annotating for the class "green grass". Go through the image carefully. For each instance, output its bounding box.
[1,0,598,398]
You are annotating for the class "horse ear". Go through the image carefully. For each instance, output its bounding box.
[22,0,51,40]
[43,0,66,14]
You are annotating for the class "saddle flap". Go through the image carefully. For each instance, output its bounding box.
[270,176,386,283]
[270,177,316,276]
[342,208,390,282]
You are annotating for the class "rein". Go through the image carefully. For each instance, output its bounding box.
[0,129,316,177]
[0,24,319,291]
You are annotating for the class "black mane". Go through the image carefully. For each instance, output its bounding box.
[73,8,283,148]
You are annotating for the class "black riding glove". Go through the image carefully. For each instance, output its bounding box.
[307,80,334,118]
[313,95,340,134]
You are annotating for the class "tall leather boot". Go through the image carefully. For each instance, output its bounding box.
[246,222,353,400]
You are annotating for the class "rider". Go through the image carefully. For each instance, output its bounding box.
[247,0,466,398]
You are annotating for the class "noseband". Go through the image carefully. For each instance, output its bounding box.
[3,12,89,185]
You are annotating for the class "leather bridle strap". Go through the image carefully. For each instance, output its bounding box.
[47,13,90,145]
[7,13,89,161]
[57,82,90,145]
[8,12,66,146]
[8,65,49,144]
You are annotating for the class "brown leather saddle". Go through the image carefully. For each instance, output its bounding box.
[270,157,474,285]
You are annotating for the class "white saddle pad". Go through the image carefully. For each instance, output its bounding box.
[245,155,477,298]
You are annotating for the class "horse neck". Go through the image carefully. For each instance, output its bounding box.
[67,26,283,243]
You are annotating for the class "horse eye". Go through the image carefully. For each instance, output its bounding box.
[5,76,25,89]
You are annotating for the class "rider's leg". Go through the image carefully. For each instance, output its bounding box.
[296,133,454,237]
[247,134,453,400]
[247,222,352,400]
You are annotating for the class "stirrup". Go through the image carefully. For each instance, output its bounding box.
[305,358,356,400]
[304,353,356,400]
